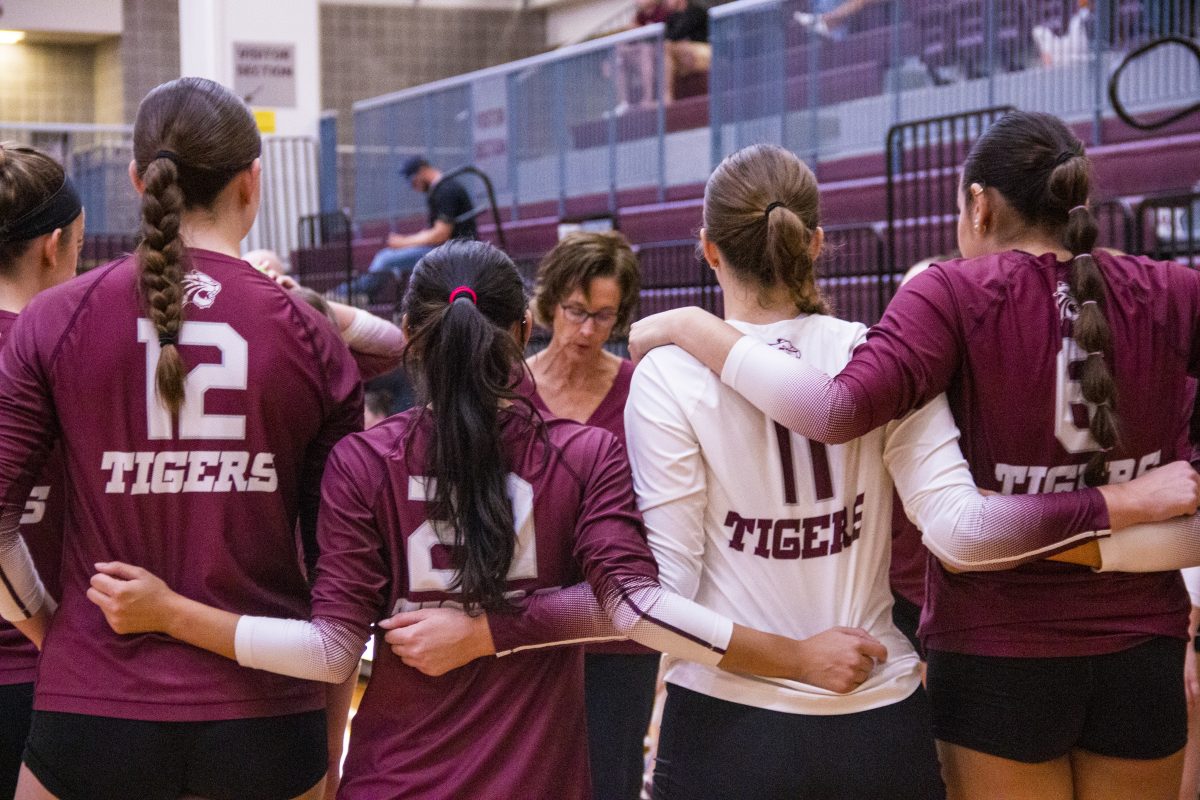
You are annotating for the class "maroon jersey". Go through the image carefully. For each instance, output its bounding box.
[0,249,362,719]
[889,491,925,607]
[527,357,650,657]
[311,407,656,800]
[849,251,1197,657]
[0,311,63,686]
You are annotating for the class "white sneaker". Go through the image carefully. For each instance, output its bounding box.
[793,11,830,37]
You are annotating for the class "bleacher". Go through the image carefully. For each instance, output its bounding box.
[289,0,1199,328]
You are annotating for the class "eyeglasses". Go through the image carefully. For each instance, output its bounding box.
[560,303,618,327]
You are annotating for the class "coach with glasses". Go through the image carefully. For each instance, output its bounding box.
[523,231,653,800]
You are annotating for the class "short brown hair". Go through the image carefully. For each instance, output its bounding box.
[532,231,641,337]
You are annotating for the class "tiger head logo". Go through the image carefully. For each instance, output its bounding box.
[183,270,222,309]
[1053,280,1078,322]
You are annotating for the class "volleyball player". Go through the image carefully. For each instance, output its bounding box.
[0,144,83,800]
[0,78,361,800]
[85,239,912,800]
[628,111,1200,798]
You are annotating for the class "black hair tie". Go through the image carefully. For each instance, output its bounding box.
[764,201,785,219]
[158,333,177,347]
[1053,150,1077,167]
[155,150,182,167]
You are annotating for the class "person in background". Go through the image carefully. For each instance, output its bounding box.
[524,231,652,800]
[0,143,83,800]
[613,0,672,116]
[662,0,711,104]
[337,157,476,303]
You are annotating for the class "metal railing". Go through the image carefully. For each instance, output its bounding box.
[710,0,1200,166]
[0,122,138,236]
[353,24,671,226]
[1137,191,1200,268]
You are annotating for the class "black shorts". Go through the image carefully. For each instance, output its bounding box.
[23,709,327,800]
[585,652,660,800]
[0,683,34,800]
[652,684,944,800]
[891,590,923,658]
[926,636,1187,763]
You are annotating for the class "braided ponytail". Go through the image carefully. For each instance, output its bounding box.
[1063,201,1118,486]
[137,156,187,416]
[131,77,261,419]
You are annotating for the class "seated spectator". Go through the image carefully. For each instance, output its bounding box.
[614,0,672,116]
[663,0,710,103]
[336,157,476,303]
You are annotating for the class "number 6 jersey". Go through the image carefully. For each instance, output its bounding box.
[0,249,362,721]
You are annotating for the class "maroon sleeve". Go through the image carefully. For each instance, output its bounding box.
[838,265,967,433]
[0,298,65,536]
[488,436,657,655]
[291,298,365,575]
[308,440,390,637]
[352,350,402,383]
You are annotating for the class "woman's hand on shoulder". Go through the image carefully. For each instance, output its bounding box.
[628,307,709,363]
[87,561,179,636]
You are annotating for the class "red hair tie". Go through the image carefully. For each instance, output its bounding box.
[448,285,477,305]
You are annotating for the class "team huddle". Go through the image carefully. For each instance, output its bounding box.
[0,76,1199,800]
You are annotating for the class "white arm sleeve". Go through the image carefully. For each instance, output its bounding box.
[885,395,1101,571]
[1094,517,1200,573]
[1184,567,1200,607]
[341,307,405,358]
[625,351,709,602]
[234,615,367,683]
[0,506,48,622]
[721,336,861,444]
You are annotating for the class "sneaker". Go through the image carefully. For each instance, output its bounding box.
[793,10,830,37]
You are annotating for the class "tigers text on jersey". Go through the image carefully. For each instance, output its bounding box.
[0,249,362,720]
[627,314,922,716]
[310,408,658,800]
[0,310,63,686]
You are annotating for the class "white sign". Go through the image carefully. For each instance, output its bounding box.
[471,74,509,193]
[233,42,297,108]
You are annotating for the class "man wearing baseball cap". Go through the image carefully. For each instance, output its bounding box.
[339,156,477,303]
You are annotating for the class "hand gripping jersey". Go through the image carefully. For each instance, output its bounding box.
[720,251,1199,657]
[0,249,362,720]
[0,311,63,687]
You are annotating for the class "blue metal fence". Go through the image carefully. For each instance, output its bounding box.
[710,0,1200,164]
[352,3,1197,225]
[353,25,669,226]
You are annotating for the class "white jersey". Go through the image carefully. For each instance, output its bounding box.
[627,314,939,715]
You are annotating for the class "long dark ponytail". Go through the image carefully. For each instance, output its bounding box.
[962,111,1117,485]
[402,240,535,612]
